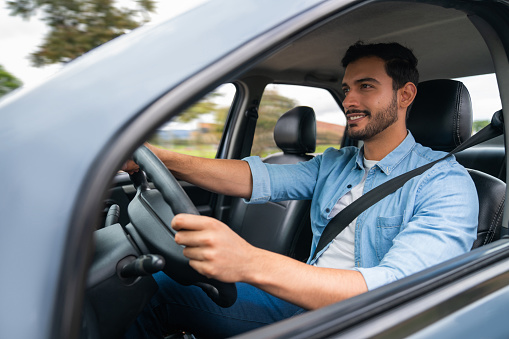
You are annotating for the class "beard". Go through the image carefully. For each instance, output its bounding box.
[347,93,399,140]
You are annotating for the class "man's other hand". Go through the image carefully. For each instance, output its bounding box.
[172,214,257,283]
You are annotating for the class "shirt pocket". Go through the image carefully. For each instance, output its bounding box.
[376,215,403,261]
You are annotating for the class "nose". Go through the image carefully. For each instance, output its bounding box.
[342,90,359,111]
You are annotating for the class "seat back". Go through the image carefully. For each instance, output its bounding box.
[468,169,505,247]
[228,106,316,260]
[408,79,505,248]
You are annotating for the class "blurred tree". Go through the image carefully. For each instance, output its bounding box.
[0,65,23,97]
[6,0,155,66]
[178,92,224,123]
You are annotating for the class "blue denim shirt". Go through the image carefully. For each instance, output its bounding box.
[243,132,478,290]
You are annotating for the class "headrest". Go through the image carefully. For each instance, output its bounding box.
[274,106,316,154]
[407,79,473,152]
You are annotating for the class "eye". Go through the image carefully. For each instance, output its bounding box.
[342,87,350,94]
[361,83,374,89]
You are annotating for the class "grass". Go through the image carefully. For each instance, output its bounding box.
[315,144,339,154]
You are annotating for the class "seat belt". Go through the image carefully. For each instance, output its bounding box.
[240,105,259,158]
[311,110,504,262]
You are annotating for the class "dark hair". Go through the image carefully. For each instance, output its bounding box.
[341,41,419,91]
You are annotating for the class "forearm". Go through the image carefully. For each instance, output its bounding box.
[147,144,253,199]
[242,249,368,310]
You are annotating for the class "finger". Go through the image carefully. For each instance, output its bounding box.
[122,160,132,169]
[121,162,139,174]
[174,229,214,247]
[122,159,139,169]
[171,214,216,232]
[182,246,212,261]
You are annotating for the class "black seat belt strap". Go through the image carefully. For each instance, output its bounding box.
[240,105,259,158]
[311,110,504,262]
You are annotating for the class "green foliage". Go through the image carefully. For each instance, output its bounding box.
[0,65,23,97]
[178,92,224,123]
[6,0,156,66]
[472,120,490,133]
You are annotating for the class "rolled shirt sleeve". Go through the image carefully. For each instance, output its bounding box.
[242,156,272,204]
[242,155,321,203]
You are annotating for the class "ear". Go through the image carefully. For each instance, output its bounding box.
[398,82,417,109]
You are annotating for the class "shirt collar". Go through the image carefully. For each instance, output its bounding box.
[355,131,416,175]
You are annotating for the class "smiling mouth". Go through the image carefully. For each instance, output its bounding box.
[348,114,366,121]
[346,109,371,123]
[346,112,369,123]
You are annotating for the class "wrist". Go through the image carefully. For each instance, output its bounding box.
[239,246,271,285]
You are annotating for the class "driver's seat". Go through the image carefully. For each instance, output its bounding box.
[407,79,506,249]
[228,106,316,261]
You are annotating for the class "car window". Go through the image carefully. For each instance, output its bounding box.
[454,73,502,135]
[147,83,236,158]
[252,84,346,157]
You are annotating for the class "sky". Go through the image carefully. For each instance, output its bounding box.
[0,0,502,122]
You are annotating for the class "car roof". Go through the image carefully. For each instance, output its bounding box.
[245,1,494,86]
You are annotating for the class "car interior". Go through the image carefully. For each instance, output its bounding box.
[85,0,508,337]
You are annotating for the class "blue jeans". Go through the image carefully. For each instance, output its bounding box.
[124,272,306,338]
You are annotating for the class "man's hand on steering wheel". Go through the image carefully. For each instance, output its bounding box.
[123,142,156,174]
[122,159,140,174]
[172,214,257,283]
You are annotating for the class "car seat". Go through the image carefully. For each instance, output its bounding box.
[407,79,506,248]
[228,106,316,261]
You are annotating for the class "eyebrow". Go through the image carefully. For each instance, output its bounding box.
[342,77,382,87]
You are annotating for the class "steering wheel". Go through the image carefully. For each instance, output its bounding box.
[127,145,237,308]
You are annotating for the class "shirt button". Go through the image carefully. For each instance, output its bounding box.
[325,208,330,213]
[347,184,352,188]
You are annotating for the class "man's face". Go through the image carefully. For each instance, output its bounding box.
[341,56,399,141]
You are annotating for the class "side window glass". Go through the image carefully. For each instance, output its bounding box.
[454,74,502,135]
[252,84,345,157]
[147,83,236,158]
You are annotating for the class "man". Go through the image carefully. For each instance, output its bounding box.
[124,42,478,338]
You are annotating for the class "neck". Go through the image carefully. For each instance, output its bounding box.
[363,125,408,161]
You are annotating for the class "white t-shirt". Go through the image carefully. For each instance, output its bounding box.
[313,158,378,269]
